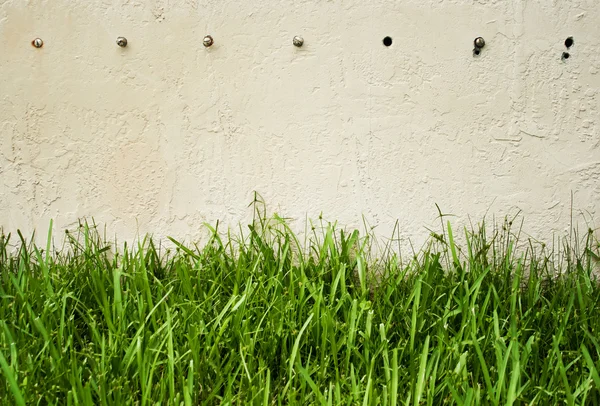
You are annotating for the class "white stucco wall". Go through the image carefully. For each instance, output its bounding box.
[1,0,599,246]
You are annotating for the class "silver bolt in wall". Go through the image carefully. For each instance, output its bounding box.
[32,38,43,48]
[203,35,214,47]
[116,37,128,47]
[473,37,485,57]
[293,36,304,47]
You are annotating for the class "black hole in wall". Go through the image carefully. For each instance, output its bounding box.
[473,48,481,56]
[383,36,392,47]
[562,52,570,60]
[565,37,574,48]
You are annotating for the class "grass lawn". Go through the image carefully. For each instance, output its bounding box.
[1,208,600,405]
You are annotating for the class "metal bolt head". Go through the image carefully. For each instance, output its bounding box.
[293,36,304,47]
[116,37,128,47]
[474,37,485,48]
[32,38,43,48]
[203,35,214,47]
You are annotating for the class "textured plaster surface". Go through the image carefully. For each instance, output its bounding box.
[0,0,599,246]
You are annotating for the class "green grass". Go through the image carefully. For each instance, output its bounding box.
[1,206,600,405]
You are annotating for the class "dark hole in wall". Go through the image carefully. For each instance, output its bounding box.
[383,36,392,47]
[562,52,570,60]
[565,37,574,48]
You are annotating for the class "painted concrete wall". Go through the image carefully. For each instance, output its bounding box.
[1,0,599,246]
